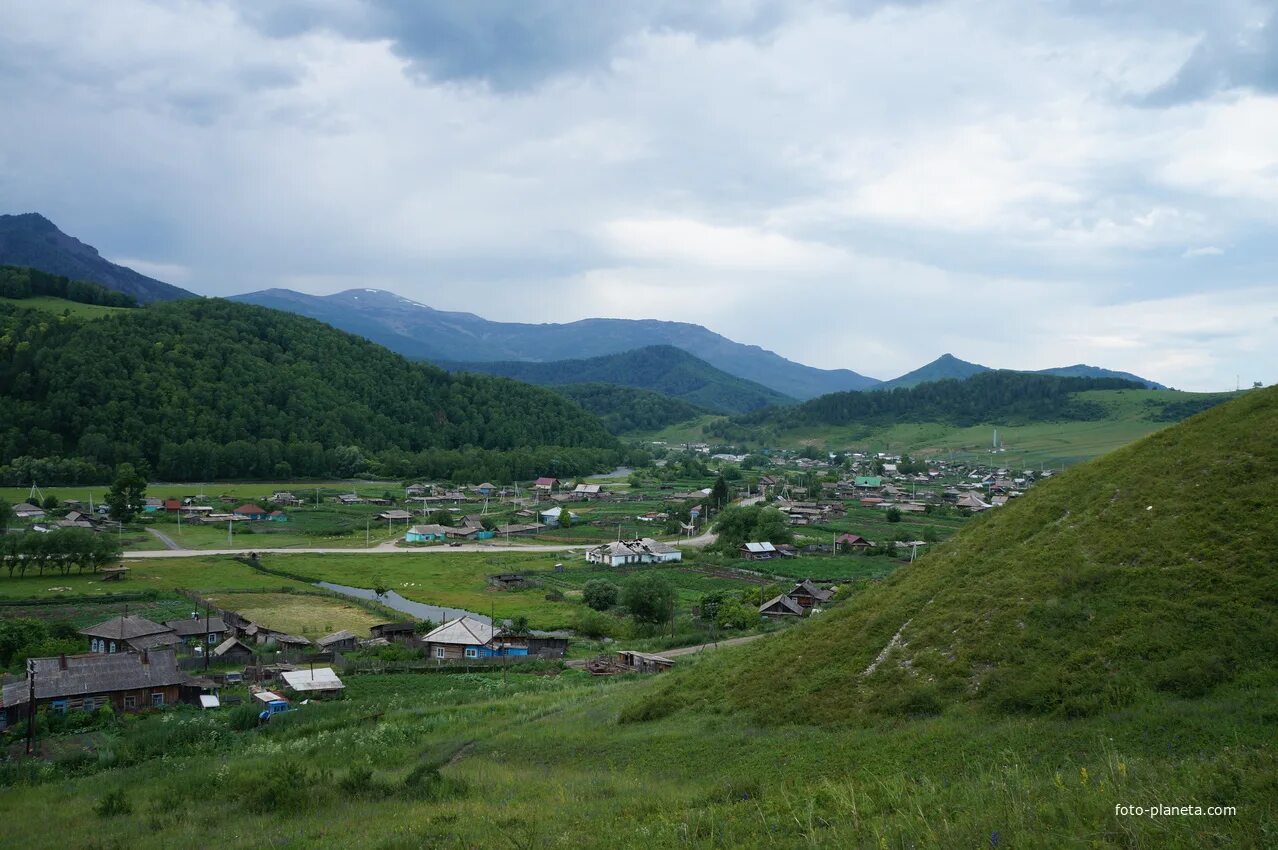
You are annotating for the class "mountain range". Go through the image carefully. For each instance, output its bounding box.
[229,287,878,399]
[0,213,1167,397]
[438,345,793,414]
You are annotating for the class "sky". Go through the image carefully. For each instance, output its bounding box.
[1,0,1276,391]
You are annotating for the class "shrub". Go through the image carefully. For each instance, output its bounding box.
[582,579,619,611]
[94,789,132,818]
[228,705,259,732]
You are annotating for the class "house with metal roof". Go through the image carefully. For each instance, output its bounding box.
[585,538,683,567]
[420,617,528,660]
[280,667,345,697]
[759,594,805,619]
[739,541,779,561]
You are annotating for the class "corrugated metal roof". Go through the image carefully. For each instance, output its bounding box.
[421,616,493,647]
[281,668,344,692]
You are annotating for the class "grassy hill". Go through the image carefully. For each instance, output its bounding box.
[441,345,795,413]
[0,298,623,483]
[634,385,1278,725]
[877,354,1166,391]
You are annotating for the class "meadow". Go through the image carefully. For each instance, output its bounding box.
[204,591,390,637]
[0,295,132,320]
[0,662,1270,848]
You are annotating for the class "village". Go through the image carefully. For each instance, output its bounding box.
[0,444,1048,751]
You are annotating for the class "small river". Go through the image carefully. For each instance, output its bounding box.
[317,582,491,624]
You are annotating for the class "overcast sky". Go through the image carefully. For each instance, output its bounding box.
[2,1,1276,390]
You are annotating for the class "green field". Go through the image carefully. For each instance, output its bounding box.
[0,295,133,319]
[205,591,389,637]
[634,389,1240,468]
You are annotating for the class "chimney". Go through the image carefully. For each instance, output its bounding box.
[141,649,149,665]
[59,654,67,670]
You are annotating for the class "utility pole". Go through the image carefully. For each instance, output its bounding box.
[25,658,35,756]
[365,518,370,548]
[204,603,211,672]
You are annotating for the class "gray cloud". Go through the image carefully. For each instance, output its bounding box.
[1143,11,1278,104]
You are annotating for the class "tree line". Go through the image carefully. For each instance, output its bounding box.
[724,371,1144,432]
[0,265,137,307]
[0,528,123,577]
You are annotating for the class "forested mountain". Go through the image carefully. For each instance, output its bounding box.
[1032,363,1167,388]
[875,353,990,390]
[0,214,193,303]
[230,288,881,399]
[553,384,706,434]
[441,345,793,413]
[0,297,626,484]
[877,353,1165,391]
[737,371,1145,429]
[636,384,1278,724]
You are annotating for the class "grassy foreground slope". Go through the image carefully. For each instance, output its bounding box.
[636,385,1278,723]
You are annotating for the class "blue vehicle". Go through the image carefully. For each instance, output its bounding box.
[258,698,291,722]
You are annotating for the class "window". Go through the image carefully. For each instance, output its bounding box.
[208,633,217,643]
[51,700,68,714]
[464,647,478,659]
[108,641,117,653]
[124,695,136,709]
[91,638,100,652]
[434,647,445,658]
[151,692,164,707]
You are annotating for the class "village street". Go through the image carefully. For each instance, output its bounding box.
[122,528,719,559]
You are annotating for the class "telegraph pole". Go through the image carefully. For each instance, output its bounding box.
[25,658,35,756]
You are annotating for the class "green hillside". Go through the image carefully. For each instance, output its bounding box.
[553,383,707,434]
[0,298,625,483]
[635,385,1278,724]
[442,344,795,413]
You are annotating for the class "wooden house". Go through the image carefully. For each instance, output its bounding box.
[316,630,358,652]
[80,615,179,655]
[232,504,269,521]
[759,594,804,619]
[615,650,675,673]
[211,637,255,663]
[836,533,872,550]
[739,541,778,561]
[369,623,417,642]
[405,524,451,543]
[788,579,834,609]
[165,615,229,647]
[0,649,186,729]
[420,617,528,660]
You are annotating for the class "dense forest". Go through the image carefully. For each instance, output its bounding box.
[0,265,137,307]
[442,345,794,413]
[0,296,631,484]
[731,371,1144,430]
[553,383,705,434]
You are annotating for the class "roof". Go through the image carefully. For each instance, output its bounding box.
[275,634,311,646]
[421,616,494,647]
[212,637,253,657]
[742,541,777,554]
[12,503,43,513]
[253,690,284,703]
[232,504,267,515]
[760,595,804,615]
[534,477,558,486]
[129,632,182,651]
[316,630,357,647]
[166,616,227,637]
[836,533,870,545]
[280,667,345,692]
[80,615,173,641]
[854,476,883,487]
[791,580,835,602]
[379,509,414,519]
[407,524,452,536]
[1,649,184,705]
[476,482,496,489]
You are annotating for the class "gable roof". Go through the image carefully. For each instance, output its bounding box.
[1,649,184,705]
[421,616,494,647]
[316,629,357,647]
[759,595,804,615]
[791,580,835,602]
[80,615,173,641]
[742,541,777,554]
[232,504,267,515]
[212,637,253,657]
[166,617,227,637]
[281,667,345,692]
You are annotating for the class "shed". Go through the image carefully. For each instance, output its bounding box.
[316,630,358,651]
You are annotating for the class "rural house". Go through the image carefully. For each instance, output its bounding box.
[788,579,835,609]
[0,649,186,729]
[316,630,358,652]
[165,615,228,647]
[232,504,269,521]
[836,533,872,550]
[369,623,417,642]
[80,615,180,655]
[585,538,683,567]
[420,617,527,660]
[12,502,45,519]
[758,594,805,619]
[405,524,451,543]
[280,667,345,699]
[211,637,255,663]
[739,541,779,561]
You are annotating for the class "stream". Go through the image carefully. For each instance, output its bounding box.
[317,582,492,625]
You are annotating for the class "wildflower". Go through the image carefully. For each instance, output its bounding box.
[1079,767,1089,786]
[1117,761,1127,779]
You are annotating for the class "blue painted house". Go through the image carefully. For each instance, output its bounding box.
[421,617,529,660]
[405,524,450,543]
